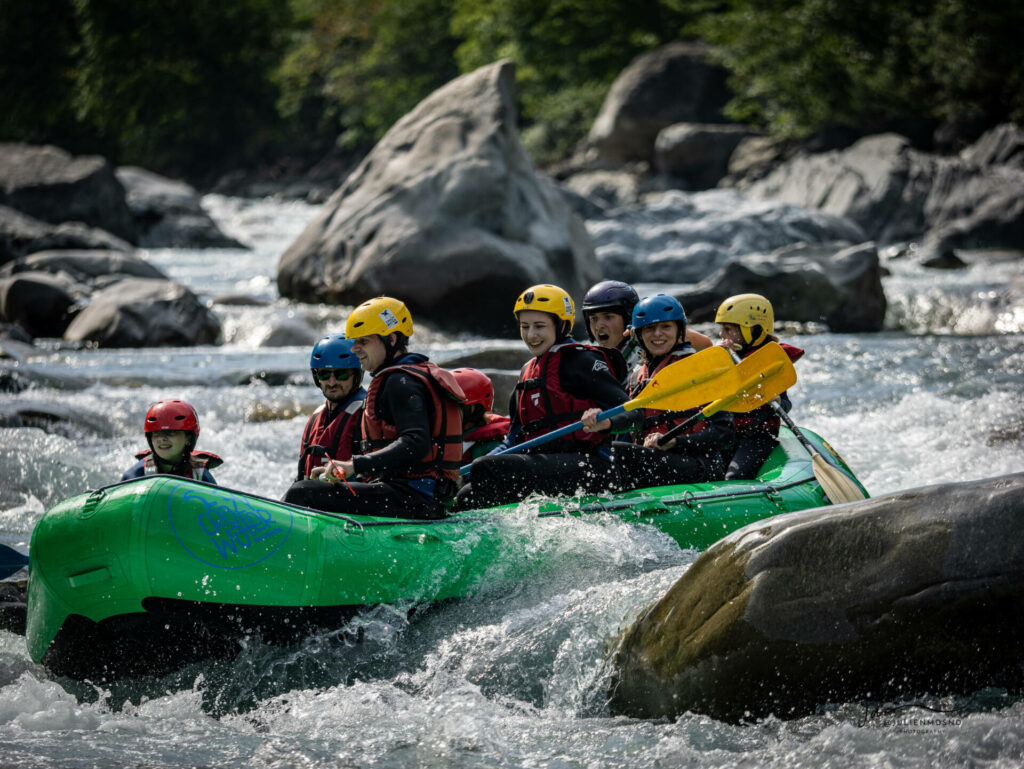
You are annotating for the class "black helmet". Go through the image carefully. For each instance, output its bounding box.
[581,280,639,341]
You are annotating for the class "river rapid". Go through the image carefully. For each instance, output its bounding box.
[2,194,1023,768]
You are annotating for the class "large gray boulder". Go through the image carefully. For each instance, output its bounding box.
[0,143,137,243]
[63,277,220,347]
[0,271,78,338]
[587,42,732,166]
[0,205,132,266]
[654,123,758,189]
[744,132,1024,254]
[676,241,887,332]
[0,249,167,285]
[609,472,1024,722]
[278,60,599,336]
[116,166,246,249]
[589,189,867,285]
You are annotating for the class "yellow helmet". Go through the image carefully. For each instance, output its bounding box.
[715,293,774,346]
[513,284,575,323]
[346,296,414,339]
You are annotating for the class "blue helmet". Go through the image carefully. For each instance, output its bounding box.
[310,334,361,371]
[631,294,687,332]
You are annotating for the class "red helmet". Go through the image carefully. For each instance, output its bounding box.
[144,399,200,437]
[451,368,494,412]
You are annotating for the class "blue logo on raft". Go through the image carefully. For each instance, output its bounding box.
[166,484,293,569]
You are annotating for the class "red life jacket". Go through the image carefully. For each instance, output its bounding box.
[461,413,510,464]
[733,341,805,435]
[136,449,223,480]
[515,342,619,451]
[628,346,707,440]
[297,391,365,480]
[360,361,466,484]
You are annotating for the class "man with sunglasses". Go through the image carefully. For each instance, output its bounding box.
[283,297,466,520]
[294,334,366,482]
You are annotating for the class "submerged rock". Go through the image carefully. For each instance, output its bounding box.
[609,472,1024,722]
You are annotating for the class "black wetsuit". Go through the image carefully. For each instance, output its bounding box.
[456,344,628,509]
[283,353,453,519]
[608,346,735,491]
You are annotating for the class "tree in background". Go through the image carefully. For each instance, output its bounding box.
[276,0,461,153]
[72,0,291,176]
[0,0,96,152]
[698,0,1024,141]
[452,0,718,163]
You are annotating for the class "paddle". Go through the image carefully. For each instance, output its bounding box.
[459,345,739,476]
[0,544,29,580]
[768,401,866,504]
[654,342,797,447]
[717,346,866,504]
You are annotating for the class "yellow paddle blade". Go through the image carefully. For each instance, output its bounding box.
[626,346,738,413]
[812,453,867,504]
[701,342,797,416]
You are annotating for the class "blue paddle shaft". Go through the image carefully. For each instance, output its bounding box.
[459,403,626,476]
[0,543,29,579]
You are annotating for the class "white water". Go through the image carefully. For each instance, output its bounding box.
[2,193,1023,768]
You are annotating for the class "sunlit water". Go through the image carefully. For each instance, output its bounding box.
[2,192,1023,768]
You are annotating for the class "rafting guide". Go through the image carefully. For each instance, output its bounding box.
[282,297,467,519]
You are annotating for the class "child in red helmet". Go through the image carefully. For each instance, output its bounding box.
[451,368,510,466]
[121,399,222,483]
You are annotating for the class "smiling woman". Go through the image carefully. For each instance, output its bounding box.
[456,284,629,509]
[120,399,222,484]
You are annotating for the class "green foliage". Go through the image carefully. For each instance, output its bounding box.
[0,0,92,149]
[698,0,1024,137]
[71,0,292,174]
[452,0,707,157]
[2,0,1022,178]
[276,0,460,151]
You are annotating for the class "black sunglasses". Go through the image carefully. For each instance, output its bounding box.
[315,369,354,381]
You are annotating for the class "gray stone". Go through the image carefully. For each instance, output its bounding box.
[609,472,1024,722]
[961,123,1024,169]
[278,60,599,337]
[588,188,868,285]
[0,249,167,285]
[0,143,137,243]
[116,166,246,249]
[63,277,220,347]
[654,123,757,189]
[561,170,641,212]
[676,241,887,332]
[0,205,132,265]
[588,42,732,166]
[745,133,1024,252]
[0,271,78,338]
[252,317,320,348]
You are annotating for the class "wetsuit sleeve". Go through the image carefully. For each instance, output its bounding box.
[496,386,522,449]
[559,348,629,408]
[201,468,218,484]
[352,372,433,476]
[121,459,145,481]
[672,410,735,453]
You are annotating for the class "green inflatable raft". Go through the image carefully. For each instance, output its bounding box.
[26,427,865,680]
